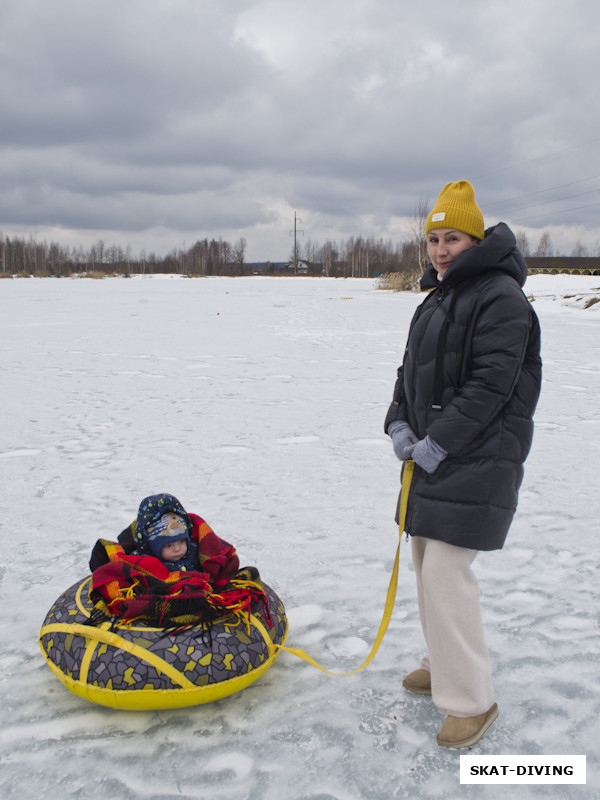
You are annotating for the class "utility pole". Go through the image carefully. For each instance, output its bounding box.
[289,212,304,273]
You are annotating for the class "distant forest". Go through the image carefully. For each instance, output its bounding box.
[1,228,597,279]
[0,233,424,279]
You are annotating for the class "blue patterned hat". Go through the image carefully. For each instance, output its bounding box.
[135,494,193,558]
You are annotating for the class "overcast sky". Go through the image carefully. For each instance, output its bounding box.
[1,0,599,261]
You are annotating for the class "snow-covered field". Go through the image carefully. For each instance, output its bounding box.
[1,274,598,799]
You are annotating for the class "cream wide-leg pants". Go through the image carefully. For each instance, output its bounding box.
[410,535,496,718]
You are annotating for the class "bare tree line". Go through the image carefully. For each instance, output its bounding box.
[0,231,421,279]
[1,216,598,279]
[294,235,423,278]
[0,234,250,278]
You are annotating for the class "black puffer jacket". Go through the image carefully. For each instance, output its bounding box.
[385,223,542,550]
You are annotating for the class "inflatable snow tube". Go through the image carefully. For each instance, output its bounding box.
[38,576,288,710]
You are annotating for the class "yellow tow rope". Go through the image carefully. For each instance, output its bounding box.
[274,459,414,676]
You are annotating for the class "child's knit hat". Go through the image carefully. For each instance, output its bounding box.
[135,493,193,559]
[425,180,484,241]
[146,512,190,559]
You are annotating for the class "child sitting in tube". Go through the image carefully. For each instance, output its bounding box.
[89,492,243,590]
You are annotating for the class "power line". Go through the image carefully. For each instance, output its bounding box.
[497,187,600,216]
[470,135,600,226]
[512,199,600,224]
[473,135,600,179]
[484,174,600,209]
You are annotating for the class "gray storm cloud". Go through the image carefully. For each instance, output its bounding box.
[1,0,599,259]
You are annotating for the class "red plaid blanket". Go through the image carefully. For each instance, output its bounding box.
[88,516,268,630]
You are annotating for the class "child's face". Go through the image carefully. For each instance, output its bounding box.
[161,538,188,561]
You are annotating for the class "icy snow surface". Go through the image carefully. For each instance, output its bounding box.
[1,274,598,799]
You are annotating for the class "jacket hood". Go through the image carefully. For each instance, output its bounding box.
[420,222,527,291]
[134,493,194,550]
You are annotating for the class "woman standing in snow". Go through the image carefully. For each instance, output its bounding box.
[385,180,542,748]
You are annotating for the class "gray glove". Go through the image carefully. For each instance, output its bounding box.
[388,420,419,461]
[404,435,448,474]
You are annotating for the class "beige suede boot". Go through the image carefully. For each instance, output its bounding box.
[402,668,432,696]
[436,703,499,749]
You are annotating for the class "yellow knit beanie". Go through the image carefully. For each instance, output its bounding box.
[425,180,484,240]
